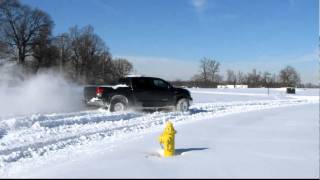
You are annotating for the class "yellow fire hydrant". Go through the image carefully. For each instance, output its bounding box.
[159,121,177,157]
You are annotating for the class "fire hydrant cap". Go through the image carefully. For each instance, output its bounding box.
[164,121,176,134]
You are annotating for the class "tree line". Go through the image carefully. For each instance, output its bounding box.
[0,0,133,84]
[171,57,318,88]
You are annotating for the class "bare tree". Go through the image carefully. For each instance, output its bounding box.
[111,58,133,81]
[226,69,237,86]
[246,69,261,87]
[279,66,300,87]
[68,25,108,83]
[89,50,113,84]
[199,57,209,83]
[207,58,220,82]
[237,71,246,84]
[199,57,220,84]
[52,33,72,73]
[0,0,53,66]
[32,21,58,73]
[51,25,134,84]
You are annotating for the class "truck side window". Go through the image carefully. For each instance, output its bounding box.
[153,79,170,90]
[132,78,153,90]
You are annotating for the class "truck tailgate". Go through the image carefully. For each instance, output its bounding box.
[84,86,97,101]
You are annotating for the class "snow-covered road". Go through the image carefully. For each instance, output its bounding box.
[0,88,318,178]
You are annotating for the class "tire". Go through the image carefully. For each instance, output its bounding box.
[109,96,128,112]
[175,98,190,112]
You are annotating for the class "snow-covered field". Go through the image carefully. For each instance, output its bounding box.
[0,88,318,178]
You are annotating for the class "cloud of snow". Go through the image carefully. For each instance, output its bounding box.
[0,65,85,118]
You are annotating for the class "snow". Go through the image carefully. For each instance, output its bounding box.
[0,88,318,178]
[111,84,129,89]
[86,84,129,89]
[125,74,143,77]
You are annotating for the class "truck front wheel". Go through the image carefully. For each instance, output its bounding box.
[176,98,190,112]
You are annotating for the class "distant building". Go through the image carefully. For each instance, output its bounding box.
[217,84,248,89]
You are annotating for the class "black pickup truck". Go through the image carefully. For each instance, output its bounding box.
[84,76,193,112]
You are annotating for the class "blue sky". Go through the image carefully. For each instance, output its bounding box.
[22,0,319,83]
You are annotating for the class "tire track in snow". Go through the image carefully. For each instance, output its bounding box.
[0,98,317,167]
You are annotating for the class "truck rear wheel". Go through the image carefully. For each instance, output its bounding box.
[109,96,128,112]
[176,98,189,112]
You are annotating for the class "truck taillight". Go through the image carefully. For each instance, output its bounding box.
[96,87,104,97]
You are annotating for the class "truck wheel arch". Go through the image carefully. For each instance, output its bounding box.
[176,95,189,104]
[110,95,129,105]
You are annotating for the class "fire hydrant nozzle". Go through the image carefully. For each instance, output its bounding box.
[159,121,176,157]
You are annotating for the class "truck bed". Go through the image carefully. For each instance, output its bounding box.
[83,84,130,107]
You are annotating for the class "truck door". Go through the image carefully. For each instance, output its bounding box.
[131,78,155,107]
[150,78,174,107]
